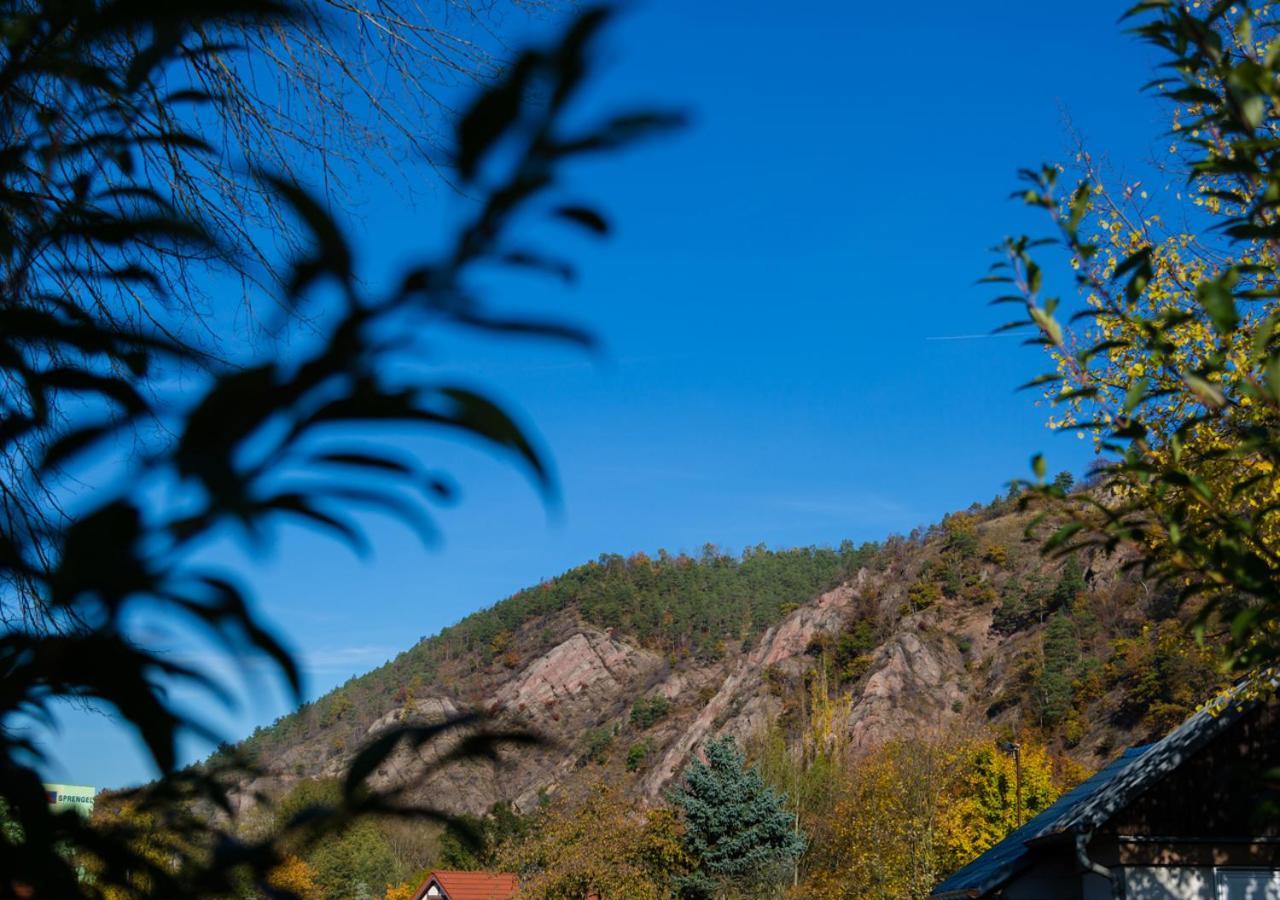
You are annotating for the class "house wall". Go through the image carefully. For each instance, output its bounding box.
[1081,871,1117,900]
[1084,703,1280,897]
[1001,860,1263,899]
[999,853,1167,899]
[1121,866,1213,900]
[1002,851,1083,899]
[1104,704,1280,850]
[936,700,1280,898]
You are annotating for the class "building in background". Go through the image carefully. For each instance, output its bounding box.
[43,784,95,819]
[412,870,518,900]
[930,689,1280,899]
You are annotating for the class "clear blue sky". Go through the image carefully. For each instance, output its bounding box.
[43,1,1168,789]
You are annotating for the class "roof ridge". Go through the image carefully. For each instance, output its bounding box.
[931,684,1263,898]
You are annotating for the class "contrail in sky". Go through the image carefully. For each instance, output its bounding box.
[925,331,1034,341]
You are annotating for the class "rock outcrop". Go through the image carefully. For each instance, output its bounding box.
[232,511,1181,820]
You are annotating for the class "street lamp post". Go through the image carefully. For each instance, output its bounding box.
[998,741,1023,827]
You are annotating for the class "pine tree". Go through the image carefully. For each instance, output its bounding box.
[670,737,805,897]
[1040,612,1080,726]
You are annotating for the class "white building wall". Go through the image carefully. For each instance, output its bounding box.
[1122,866,1214,900]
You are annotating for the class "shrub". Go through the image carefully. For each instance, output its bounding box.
[582,726,615,765]
[964,583,998,607]
[626,741,651,772]
[763,666,789,697]
[834,620,878,674]
[630,695,672,730]
[1061,712,1084,748]
[907,579,942,610]
[982,543,1009,567]
[489,630,514,658]
[841,654,875,683]
[942,512,979,557]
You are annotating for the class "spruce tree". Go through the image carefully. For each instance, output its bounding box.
[670,736,806,897]
[1040,612,1080,725]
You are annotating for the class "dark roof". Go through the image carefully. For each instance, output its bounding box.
[930,690,1257,898]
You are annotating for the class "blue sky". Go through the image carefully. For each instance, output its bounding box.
[42,1,1170,789]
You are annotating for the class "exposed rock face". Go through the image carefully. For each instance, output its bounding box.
[845,628,967,752]
[356,630,667,816]
[235,525,1163,819]
[364,697,463,739]
[350,696,502,814]
[640,582,857,798]
[240,572,989,816]
[494,631,664,725]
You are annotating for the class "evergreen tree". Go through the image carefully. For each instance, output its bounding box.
[1040,612,1080,725]
[670,737,805,897]
[1049,556,1086,611]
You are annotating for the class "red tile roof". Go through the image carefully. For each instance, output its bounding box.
[414,870,519,900]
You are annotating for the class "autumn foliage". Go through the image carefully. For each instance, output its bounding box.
[495,782,691,900]
[795,735,1085,900]
[267,856,319,900]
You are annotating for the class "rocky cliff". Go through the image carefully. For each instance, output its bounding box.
[233,500,1224,817]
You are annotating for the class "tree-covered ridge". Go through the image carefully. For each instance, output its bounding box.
[216,489,1236,897]
[239,486,1229,770]
[242,541,877,758]
[444,542,879,656]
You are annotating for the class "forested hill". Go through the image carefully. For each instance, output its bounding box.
[232,490,1226,819]
[240,541,874,760]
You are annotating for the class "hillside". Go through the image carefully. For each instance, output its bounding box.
[230,492,1226,818]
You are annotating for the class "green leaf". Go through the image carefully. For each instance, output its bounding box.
[1017,373,1062,391]
[1242,95,1265,130]
[1184,373,1226,407]
[1029,307,1063,345]
[1251,313,1280,361]
[1045,521,1085,550]
[1266,354,1280,401]
[1196,271,1239,334]
[1187,473,1214,502]
[1122,377,1149,413]
[1032,453,1047,483]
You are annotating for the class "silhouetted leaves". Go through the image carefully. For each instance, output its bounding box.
[554,205,610,236]
[0,0,674,895]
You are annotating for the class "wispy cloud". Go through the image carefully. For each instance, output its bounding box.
[302,644,395,672]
